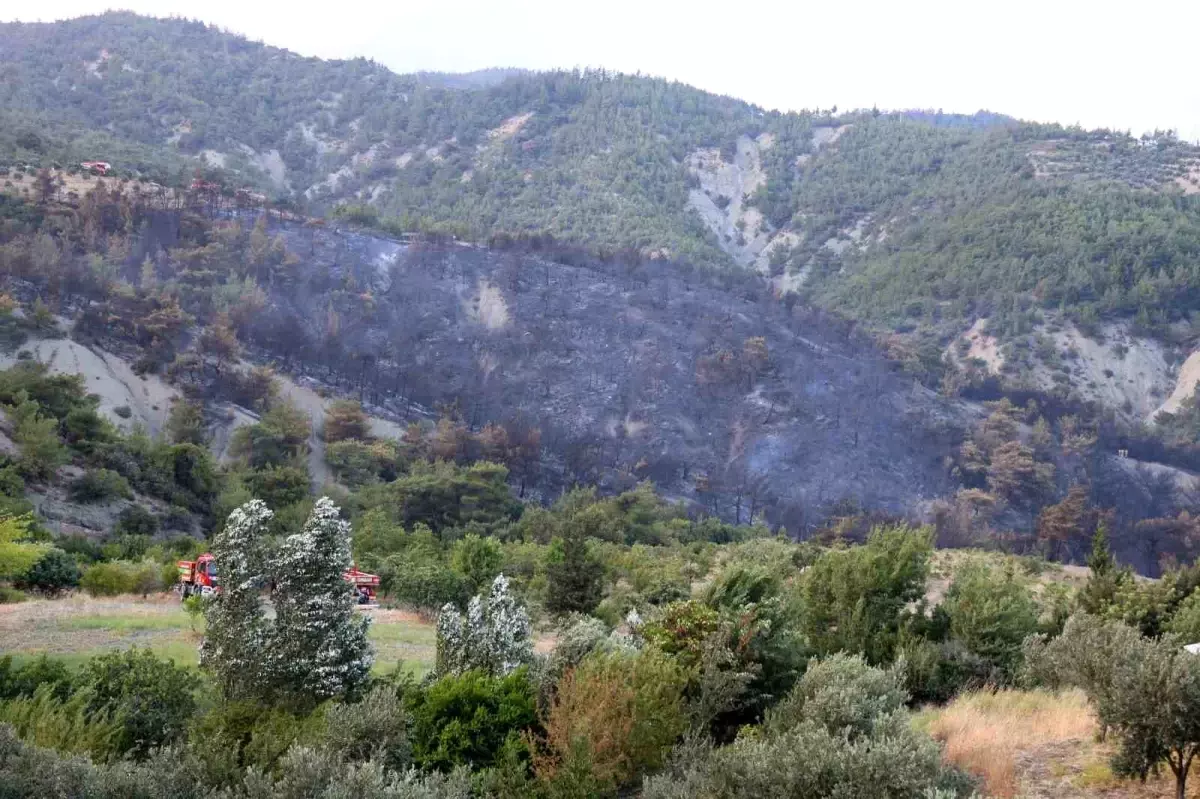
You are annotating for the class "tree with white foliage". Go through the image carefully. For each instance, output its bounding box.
[202,499,273,699]
[270,496,373,700]
[436,574,532,676]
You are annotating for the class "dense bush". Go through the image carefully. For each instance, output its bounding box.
[449,532,502,593]
[0,514,48,582]
[243,465,310,510]
[0,685,122,759]
[799,524,932,663]
[82,648,200,757]
[321,684,412,771]
[358,461,522,536]
[545,532,603,615]
[324,399,371,443]
[15,548,80,594]
[406,668,537,772]
[1167,590,1200,641]
[536,648,687,793]
[114,504,159,537]
[940,563,1038,681]
[644,655,970,798]
[190,699,320,776]
[327,439,392,487]
[80,559,160,597]
[766,653,907,738]
[386,561,471,610]
[0,655,75,701]
[0,464,25,498]
[898,637,991,705]
[546,615,635,682]
[67,468,133,503]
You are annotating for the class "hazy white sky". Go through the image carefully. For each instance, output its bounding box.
[5,0,1200,140]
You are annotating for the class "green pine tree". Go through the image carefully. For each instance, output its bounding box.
[1087,521,1115,576]
[1080,521,1128,616]
[545,532,603,615]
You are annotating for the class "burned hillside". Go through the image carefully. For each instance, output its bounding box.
[221,217,964,529]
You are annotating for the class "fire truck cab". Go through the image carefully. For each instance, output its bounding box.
[178,554,219,597]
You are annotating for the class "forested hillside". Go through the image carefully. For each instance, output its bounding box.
[5,12,1200,356]
[2,11,1200,571]
[10,13,1200,799]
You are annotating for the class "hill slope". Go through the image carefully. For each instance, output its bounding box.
[5,12,1200,356]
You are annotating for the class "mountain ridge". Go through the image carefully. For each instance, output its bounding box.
[5,12,1199,350]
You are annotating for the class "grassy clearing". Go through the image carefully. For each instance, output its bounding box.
[916,689,1174,798]
[0,594,438,676]
[924,549,1091,607]
[58,613,194,632]
[365,608,437,677]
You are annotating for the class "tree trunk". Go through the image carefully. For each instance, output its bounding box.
[1171,758,1188,799]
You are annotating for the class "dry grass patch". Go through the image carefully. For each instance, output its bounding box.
[916,689,1183,798]
[917,689,1094,798]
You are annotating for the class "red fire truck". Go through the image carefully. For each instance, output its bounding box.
[178,555,379,604]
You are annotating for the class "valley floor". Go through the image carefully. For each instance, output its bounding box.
[0,594,438,675]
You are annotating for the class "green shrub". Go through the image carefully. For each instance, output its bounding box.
[11,402,67,480]
[766,653,908,738]
[67,469,132,503]
[80,560,137,596]
[537,649,687,792]
[191,700,320,775]
[162,506,194,532]
[62,407,112,452]
[546,616,631,681]
[799,524,932,663]
[244,465,311,509]
[545,533,603,615]
[0,514,48,581]
[15,548,80,594]
[114,504,159,537]
[0,464,25,498]
[0,684,122,759]
[321,684,411,771]
[81,559,163,598]
[102,533,150,561]
[386,561,471,610]
[82,648,200,757]
[642,708,963,799]
[450,532,503,592]
[0,654,75,701]
[406,668,538,771]
[942,564,1039,681]
[326,439,393,487]
[643,655,970,799]
[640,601,722,672]
[898,638,991,704]
[0,585,26,603]
[350,509,416,560]
[1168,590,1200,641]
[54,533,103,562]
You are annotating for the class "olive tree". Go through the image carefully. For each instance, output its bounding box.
[436,574,532,677]
[1026,614,1200,799]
